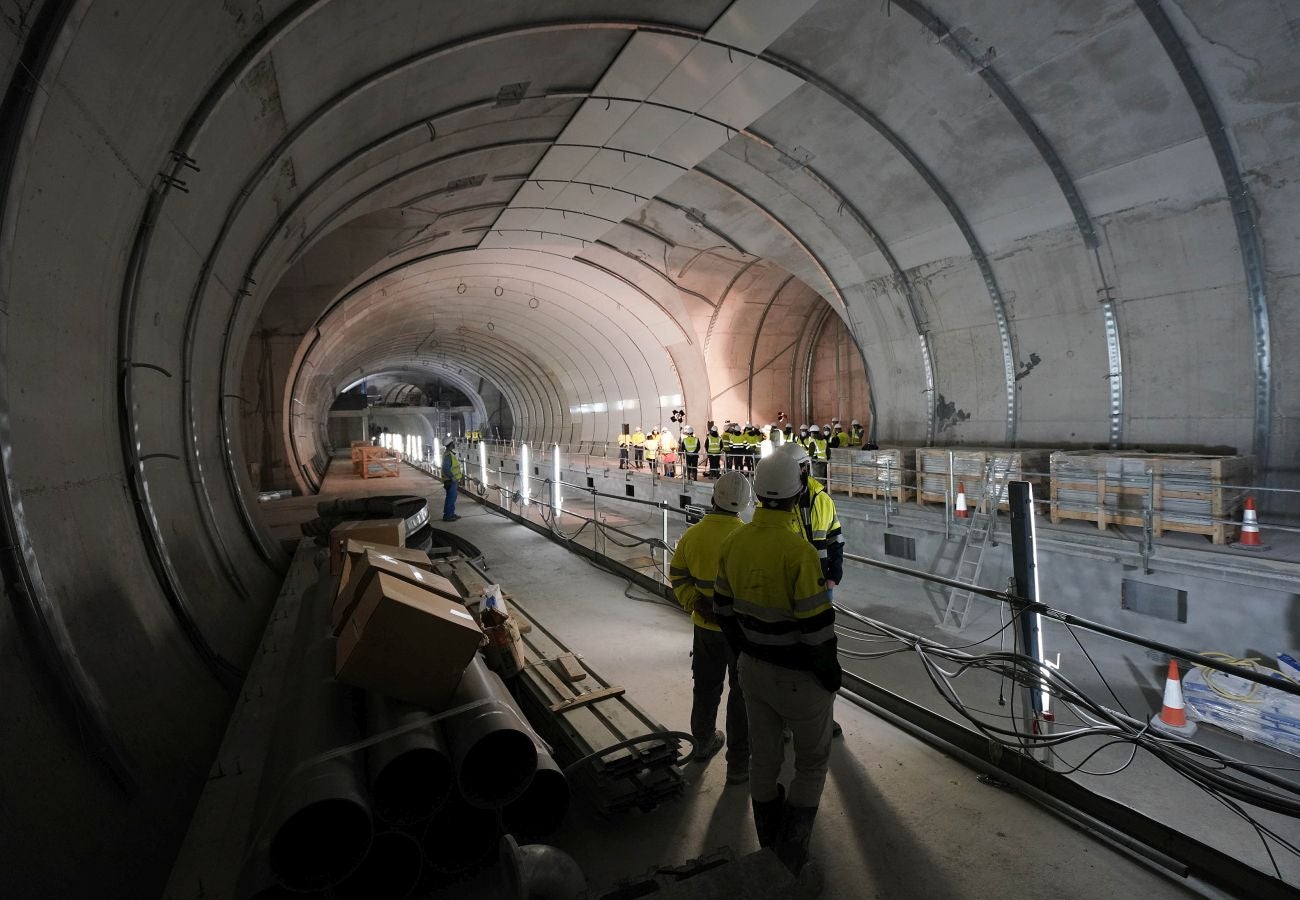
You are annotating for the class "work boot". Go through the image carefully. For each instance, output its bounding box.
[693,729,724,763]
[776,804,819,876]
[751,785,785,849]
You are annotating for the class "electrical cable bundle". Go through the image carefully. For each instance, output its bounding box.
[833,604,1300,879]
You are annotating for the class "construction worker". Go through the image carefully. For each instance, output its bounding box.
[669,471,754,783]
[849,419,865,447]
[714,454,839,881]
[645,428,660,475]
[441,441,463,521]
[806,425,828,479]
[741,423,758,472]
[829,423,846,450]
[769,424,784,448]
[618,425,631,469]
[705,425,723,478]
[660,426,678,478]
[681,425,701,481]
[632,426,646,469]
[797,424,810,449]
[779,442,846,741]
[721,423,738,472]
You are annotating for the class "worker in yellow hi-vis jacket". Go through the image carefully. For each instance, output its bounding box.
[669,471,753,783]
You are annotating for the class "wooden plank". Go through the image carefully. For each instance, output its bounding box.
[549,686,627,713]
[551,652,587,682]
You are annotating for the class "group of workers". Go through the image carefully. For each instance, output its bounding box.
[670,441,845,889]
[619,418,872,481]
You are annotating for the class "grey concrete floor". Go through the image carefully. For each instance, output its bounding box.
[259,457,1208,898]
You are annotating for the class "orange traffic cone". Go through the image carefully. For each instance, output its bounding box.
[1231,495,1270,551]
[1150,659,1197,737]
[955,482,969,518]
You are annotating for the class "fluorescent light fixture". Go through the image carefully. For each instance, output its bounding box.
[479,440,488,487]
[553,444,562,515]
[521,443,531,505]
[433,438,441,473]
[1025,481,1052,716]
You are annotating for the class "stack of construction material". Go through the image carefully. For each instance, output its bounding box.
[239,542,571,898]
[358,444,400,478]
[433,555,685,815]
[826,448,910,503]
[1183,663,1300,758]
[1050,450,1252,544]
[915,447,1052,510]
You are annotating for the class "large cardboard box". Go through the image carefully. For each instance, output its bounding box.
[337,538,432,597]
[335,572,483,708]
[333,547,461,634]
[328,518,406,574]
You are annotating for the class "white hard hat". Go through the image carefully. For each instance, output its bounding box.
[754,454,803,501]
[832,418,840,424]
[744,422,753,429]
[777,441,810,466]
[852,419,861,427]
[712,471,753,513]
[799,424,808,431]
[683,425,694,434]
[809,424,822,434]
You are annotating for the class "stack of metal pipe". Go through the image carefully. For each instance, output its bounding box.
[238,570,569,898]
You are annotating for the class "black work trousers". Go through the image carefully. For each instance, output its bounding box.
[706,454,720,477]
[684,453,699,480]
[691,625,749,768]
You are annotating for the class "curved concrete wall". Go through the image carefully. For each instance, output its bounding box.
[2,1,1296,894]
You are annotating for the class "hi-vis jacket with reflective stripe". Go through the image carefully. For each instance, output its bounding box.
[706,434,723,454]
[669,511,744,632]
[787,476,844,584]
[681,434,700,454]
[442,450,463,481]
[713,507,838,679]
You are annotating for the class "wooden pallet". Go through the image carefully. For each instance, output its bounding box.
[915,447,1053,511]
[1050,451,1252,544]
[825,448,911,503]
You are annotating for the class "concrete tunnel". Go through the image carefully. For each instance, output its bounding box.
[2,0,1299,896]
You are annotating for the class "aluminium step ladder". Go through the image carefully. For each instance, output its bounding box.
[941,455,1013,629]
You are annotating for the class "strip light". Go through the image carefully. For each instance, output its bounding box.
[553,444,562,515]
[479,440,488,488]
[521,443,530,506]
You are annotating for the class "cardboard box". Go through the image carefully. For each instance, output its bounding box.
[328,519,406,574]
[335,571,483,708]
[333,547,461,634]
[482,616,526,678]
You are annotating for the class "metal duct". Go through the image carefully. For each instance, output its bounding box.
[499,835,588,900]
[364,692,455,825]
[334,830,425,900]
[501,748,570,839]
[444,655,539,808]
[244,574,373,893]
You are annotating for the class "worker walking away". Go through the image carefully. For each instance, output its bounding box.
[618,425,631,469]
[779,442,847,740]
[681,425,701,481]
[669,471,754,783]
[632,426,646,469]
[705,425,723,478]
[849,419,865,447]
[441,441,463,521]
[645,428,660,476]
[714,454,839,884]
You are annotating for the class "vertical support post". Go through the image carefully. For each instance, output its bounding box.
[883,459,891,531]
[1009,479,1052,763]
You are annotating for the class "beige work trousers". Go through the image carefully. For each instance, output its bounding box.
[738,653,835,807]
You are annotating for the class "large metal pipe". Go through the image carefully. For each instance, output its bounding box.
[365,692,455,825]
[499,835,587,900]
[444,655,538,808]
[243,574,373,893]
[420,791,499,875]
[334,830,424,900]
[501,748,570,839]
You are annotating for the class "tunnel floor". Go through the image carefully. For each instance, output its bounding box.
[241,456,1204,898]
